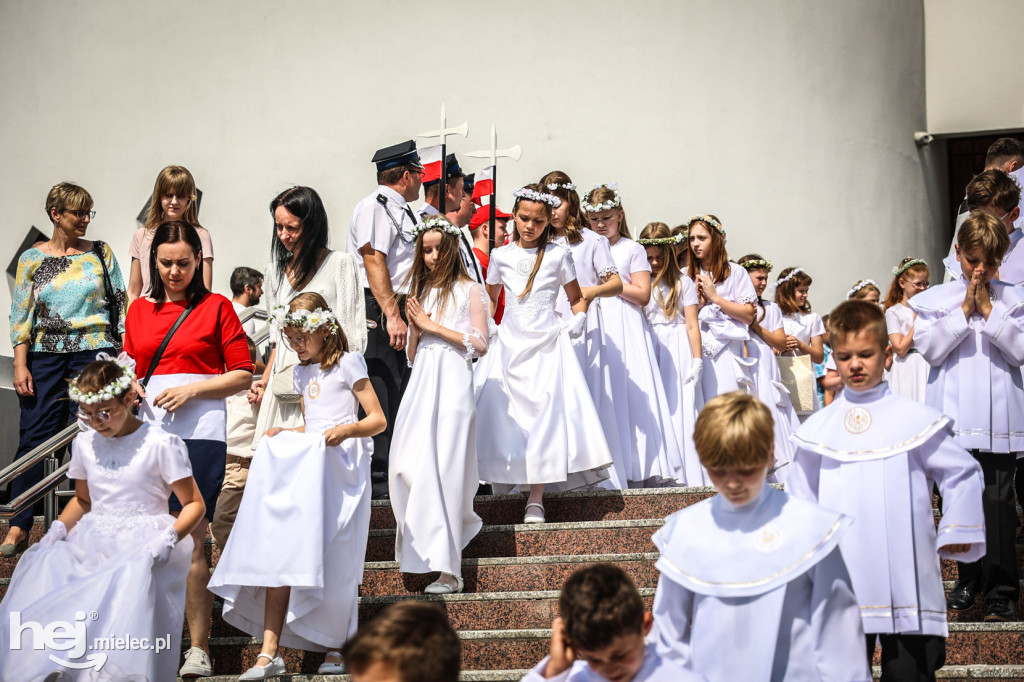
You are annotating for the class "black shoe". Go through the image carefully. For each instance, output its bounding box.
[947,582,979,611]
[984,598,1016,622]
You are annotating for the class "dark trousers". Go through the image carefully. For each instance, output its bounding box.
[9,349,102,531]
[866,634,945,682]
[957,451,1020,602]
[362,289,410,499]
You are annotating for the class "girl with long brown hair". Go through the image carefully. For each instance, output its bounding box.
[474,185,612,524]
[884,257,931,402]
[389,216,489,594]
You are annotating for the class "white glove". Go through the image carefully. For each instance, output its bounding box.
[563,312,587,339]
[39,520,67,548]
[683,359,704,386]
[147,525,179,564]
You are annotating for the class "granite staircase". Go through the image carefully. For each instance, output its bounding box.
[3,486,1024,680]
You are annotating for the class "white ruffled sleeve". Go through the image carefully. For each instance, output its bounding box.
[68,437,88,481]
[339,351,370,388]
[157,431,194,486]
[463,284,491,359]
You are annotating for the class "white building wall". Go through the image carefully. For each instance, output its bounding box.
[0,0,945,354]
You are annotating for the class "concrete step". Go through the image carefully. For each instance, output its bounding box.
[193,623,1024,675]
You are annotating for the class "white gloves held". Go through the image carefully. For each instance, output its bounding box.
[563,312,587,339]
[683,358,704,386]
[147,524,179,564]
[39,520,67,549]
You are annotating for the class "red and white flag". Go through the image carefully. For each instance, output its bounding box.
[418,145,443,184]
[472,166,494,206]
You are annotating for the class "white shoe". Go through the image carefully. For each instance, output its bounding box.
[317,651,346,674]
[179,647,213,677]
[424,575,465,595]
[238,653,286,680]
[524,502,546,524]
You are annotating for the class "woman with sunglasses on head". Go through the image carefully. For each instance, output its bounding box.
[123,221,253,678]
[3,182,127,558]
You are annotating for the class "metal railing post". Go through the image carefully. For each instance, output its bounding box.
[43,455,58,526]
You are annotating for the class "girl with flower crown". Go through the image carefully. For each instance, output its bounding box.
[0,354,203,681]
[774,267,826,416]
[686,214,758,400]
[388,216,488,595]
[638,222,704,484]
[739,254,800,480]
[209,293,385,679]
[582,186,683,487]
[474,184,613,523]
[540,171,625,477]
[884,258,931,402]
[847,279,882,304]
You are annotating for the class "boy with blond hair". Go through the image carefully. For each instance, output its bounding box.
[789,299,986,679]
[653,392,868,681]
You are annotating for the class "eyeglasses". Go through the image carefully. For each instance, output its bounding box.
[285,335,308,348]
[905,280,929,290]
[78,409,113,423]
[64,210,96,220]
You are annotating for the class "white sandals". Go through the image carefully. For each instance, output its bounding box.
[524,502,546,524]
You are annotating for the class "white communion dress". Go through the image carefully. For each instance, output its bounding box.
[885,302,929,403]
[553,230,624,482]
[697,264,758,399]
[209,353,373,650]
[0,423,194,682]
[390,280,487,577]
[474,242,613,491]
[747,300,800,481]
[599,238,683,486]
[644,278,705,485]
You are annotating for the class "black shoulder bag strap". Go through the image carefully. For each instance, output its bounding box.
[140,301,197,389]
[91,242,121,348]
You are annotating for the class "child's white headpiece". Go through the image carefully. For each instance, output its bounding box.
[68,352,137,404]
[412,216,463,239]
[581,183,621,213]
[846,279,879,300]
[513,187,562,208]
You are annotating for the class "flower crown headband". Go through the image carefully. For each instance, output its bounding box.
[846,279,879,299]
[581,183,622,213]
[740,258,773,272]
[893,258,928,277]
[546,182,577,192]
[271,306,340,335]
[687,214,726,237]
[775,267,806,287]
[513,187,562,208]
[68,352,137,404]
[637,234,685,246]
[412,216,463,239]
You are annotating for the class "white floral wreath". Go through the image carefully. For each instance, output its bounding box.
[581,183,621,213]
[775,267,806,287]
[68,352,137,404]
[688,214,726,237]
[271,306,340,334]
[637,234,685,246]
[412,216,463,239]
[546,182,577,192]
[741,258,773,272]
[846,279,879,300]
[513,187,562,208]
[893,258,928,276]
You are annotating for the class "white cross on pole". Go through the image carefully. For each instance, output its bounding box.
[416,102,468,214]
[466,124,521,251]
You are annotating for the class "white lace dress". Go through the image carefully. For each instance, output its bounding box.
[390,280,488,577]
[0,424,194,682]
[253,251,367,446]
[644,278,704,485]
[748,301,800,480]
[474,242,613,491]
[210,353,373,650]
[599,238,683,487]
[552,230,623,471]
[885,303,929,403]
[697,263,758,399]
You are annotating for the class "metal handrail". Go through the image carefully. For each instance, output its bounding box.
[0,422,78,524]
[237,306,267,325]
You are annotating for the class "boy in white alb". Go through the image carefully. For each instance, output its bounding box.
[910,212,1024,623]
[788,300,985,680]
[524,564,703,682]
[652,392,868,682]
